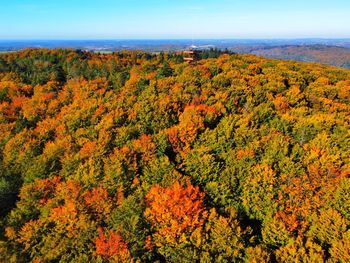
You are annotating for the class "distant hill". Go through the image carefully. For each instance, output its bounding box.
[250,45,350,68]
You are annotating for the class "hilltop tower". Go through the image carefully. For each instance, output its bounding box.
[183,47,200,64]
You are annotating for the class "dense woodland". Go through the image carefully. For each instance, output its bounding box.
[0,49,349,262]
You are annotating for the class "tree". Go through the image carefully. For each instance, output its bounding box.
[144,181,207,259]
[95,227,131,261]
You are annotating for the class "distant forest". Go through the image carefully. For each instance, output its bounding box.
[250,45,350,69]
[0,49,350,262]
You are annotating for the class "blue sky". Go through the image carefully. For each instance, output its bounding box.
[0,0,349,39]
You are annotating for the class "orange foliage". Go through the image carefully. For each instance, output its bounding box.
[133,134,156,162]
[49,201,78,225]
[92,104,105,119]
[273,94,289,113]
[95,227,131,260]
[79,141,97,159]
[167,104,221,156]
[11,95,27,109]
[145,181,207,244]
[236,148,255,160]
[83,187,112,219]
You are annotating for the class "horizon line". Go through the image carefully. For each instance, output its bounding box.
[1,37,350,41]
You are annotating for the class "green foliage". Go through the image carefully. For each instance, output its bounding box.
[108,194,148,258]
[109,70,130,90]
[156,62,174,78]
[332,177,350,220]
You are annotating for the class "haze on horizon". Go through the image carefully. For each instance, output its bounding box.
[1,0,349,40]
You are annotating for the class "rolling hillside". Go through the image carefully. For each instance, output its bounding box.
[251,45,350,68]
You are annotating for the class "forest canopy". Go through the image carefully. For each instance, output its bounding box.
[0,49,350,262]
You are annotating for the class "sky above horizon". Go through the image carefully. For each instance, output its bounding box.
[0,0,349,39]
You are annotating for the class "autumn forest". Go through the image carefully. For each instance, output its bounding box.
[0,49,350,262]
